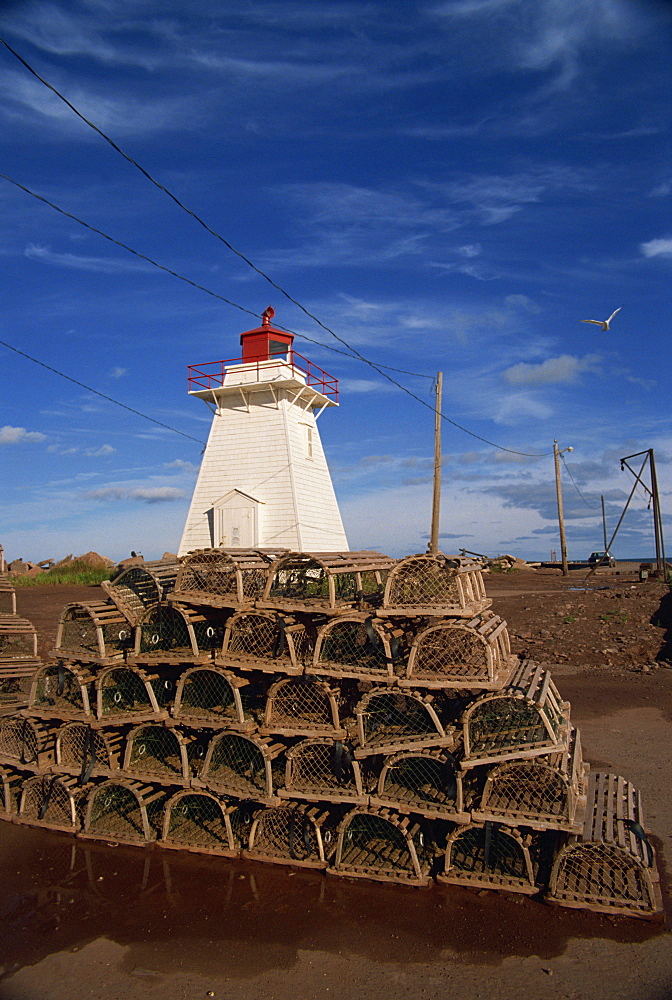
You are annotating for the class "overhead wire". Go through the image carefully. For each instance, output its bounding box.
[2,172,550,458]
[560,453,598,510]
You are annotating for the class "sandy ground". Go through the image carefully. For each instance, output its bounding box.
[2,571,672,1000]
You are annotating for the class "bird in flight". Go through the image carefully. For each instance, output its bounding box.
[581,306,622,331]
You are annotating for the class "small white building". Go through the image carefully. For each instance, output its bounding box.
[178,308,348,556]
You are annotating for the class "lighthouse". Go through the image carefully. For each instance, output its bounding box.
[178,308,349,556]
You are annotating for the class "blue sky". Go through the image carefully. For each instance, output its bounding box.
[1,0,670,563]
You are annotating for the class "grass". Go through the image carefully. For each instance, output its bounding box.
[10,559,112,587]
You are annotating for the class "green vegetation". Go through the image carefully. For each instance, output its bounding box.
[599,610,629,625]
[563,615,576,624]
[11,560,112,587]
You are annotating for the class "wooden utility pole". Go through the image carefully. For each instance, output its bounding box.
[601,495,608,551]
[429,372,443,554]
[553,440,572,576]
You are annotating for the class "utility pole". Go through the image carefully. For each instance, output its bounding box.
[429,372,443,554]
[601,495,608,551]
[553,440,573,576]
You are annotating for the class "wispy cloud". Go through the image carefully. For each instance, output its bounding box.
[108,367,128,379]
[0,425,46,445]
[84,444,116,457]
[640,237,672,259]
[24,244,155,274]
[503,353,601,386]
[85,486,186,503]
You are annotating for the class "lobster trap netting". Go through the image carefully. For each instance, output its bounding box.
[375,749,460,815]
[173,666,247,728]
[334,808,432,884]
[30,663,93,718]
[97,667,159,721]
[1,763,24,816]
[102,560,179,623]
[0,581,16,615]
[84,780,166,843]
[548,841,659,916]
[18,774,88,831]
[405,615,508,688]
[174,549,273,607]
[0,673,33,711]
[161,790,238,855]
[263,677,342,736]
[124,725,187,783]
[55,602,133,662]
[383,554,488,614]
[356,690,446,753]
[56,723,120,777]
[311,616,402,681]
[0,617,38,660]
[477,759,579,829]
[135,605,194,657]
[0,716,55,768]
[202,733,283,800]
[442,823,538,893]
[284,739,363,800]
[263,552,394,612]
[246,804,336,867]
[221,611,312,672]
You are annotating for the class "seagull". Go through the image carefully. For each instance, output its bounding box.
[581,306,622,331]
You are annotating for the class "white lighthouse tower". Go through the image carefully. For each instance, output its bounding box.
[178,308,348,556]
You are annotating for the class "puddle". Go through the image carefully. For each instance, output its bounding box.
[0,821,661,984]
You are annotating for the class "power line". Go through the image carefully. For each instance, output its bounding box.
[561,453,598,510]
[0,338,206,445]
[1,39,552,457]
[2,173,550,459]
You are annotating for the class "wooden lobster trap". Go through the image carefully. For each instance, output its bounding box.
[370,746,470,822]
[401,613,511,690]
[260,551,395,615]
[0,615,38,661]
[0,716,58,771]
[438,821,544,895]
[120,722,192,786]
[81,778,168,845]
[28,662,95,721]
[101,559,179,624]
[280,738,367,804]
[172,665,255,731]
[0,672,34,715]
[461,660,569,766]
[218,610,313,675]
[198,732,285,804]
[172,548,281,610]
[55,722,123,780]
[0,763,24,818]
[159,789,241,857]
[329,806,433,886]
[472,727,588,832]
[308,615,408,683]
[260,676,346,739]
[546,771,663,920]
[17,773,96,833]
[381,554,490,617]
[244,803,339,869]
[130,604,225,665]
[95,665,166,724]
[53,602,134,664]
[354,689,454,757]
[0,578,16,615]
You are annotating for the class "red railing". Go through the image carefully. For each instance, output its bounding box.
[187,351,339,402]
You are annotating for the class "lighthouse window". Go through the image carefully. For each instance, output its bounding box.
[306,426,314,460]
[269,339,288,358]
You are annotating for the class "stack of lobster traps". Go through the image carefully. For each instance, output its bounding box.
[0,552,41,716]
[0,548,663,919]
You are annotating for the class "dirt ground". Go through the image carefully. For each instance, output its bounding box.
[2,569,672,1000]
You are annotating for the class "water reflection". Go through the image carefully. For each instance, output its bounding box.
[0,821,660,983]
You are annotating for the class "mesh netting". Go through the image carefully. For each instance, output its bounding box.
[58,606,132,659]
[0,623,37,659]
[20,775,79,828]
[85,782,163,842]
[385,556,461,608]
[249,806,322,863]
[266,678,338,734]
[137,606,193,655]
[286,740,360,796]
[125,726,185,781]
[176,551,268,602]
[1,765,23,815]
[224,612,310,668]
[57,724,111,773]
[338,812,431,878]
[466,698,552,758]
[268,561,344,603]
[378,752,458,811]
[0,588,16,615]
[551,843,653,910]
[447,825,531,885]
[0,717,38,764]
[174,668,240,726]
[204,734,273,798]
[32,664,88,716]
[315,619,391,678]
[409,625,492,683]
[481,761,569,822]
[0,674,32,709]
[107,563,177,614]
[98,668,154,719]
[163,791,234,852]
[359,692,440,749]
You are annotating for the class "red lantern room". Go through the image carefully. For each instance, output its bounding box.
[240,306,293,362]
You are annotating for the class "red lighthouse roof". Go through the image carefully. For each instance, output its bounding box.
[239,306,294,362]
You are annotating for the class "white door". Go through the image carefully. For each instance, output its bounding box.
[216,504,256,547]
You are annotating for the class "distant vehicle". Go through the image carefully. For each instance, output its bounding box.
[588,551,616,567]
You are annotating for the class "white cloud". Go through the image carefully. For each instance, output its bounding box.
[640,237,672,259]
[86,486,186,504]
[85,444,116,457]
[0,425,46,445]
[503,353,600,386]
[25,244,154,274]
[164,459,198,471]
[108,367,128,379]
[494,394,553,425]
